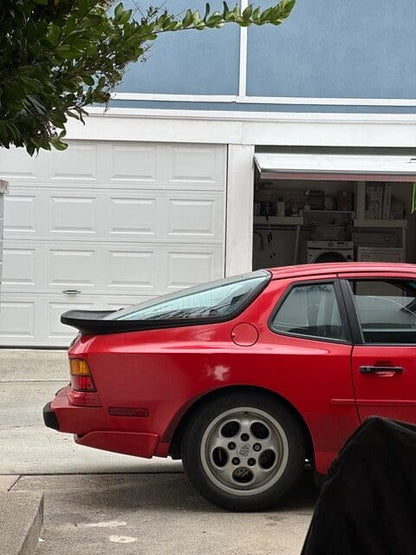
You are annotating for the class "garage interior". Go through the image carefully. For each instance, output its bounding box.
[252,150,416,270]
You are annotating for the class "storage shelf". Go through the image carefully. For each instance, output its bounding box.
[354,219,407,228]
[254,216,303,225]
[254,215,407,230]
[302,210,355,215]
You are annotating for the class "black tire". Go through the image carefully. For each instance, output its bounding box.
[181,391,305,511]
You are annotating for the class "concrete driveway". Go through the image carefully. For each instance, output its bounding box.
[0,349,316,554]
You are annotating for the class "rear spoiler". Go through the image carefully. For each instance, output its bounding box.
[61,310,122,335]
[60,309,211,335]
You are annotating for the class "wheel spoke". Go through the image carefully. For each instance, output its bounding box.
[209,435,231,452]
[261,432,281,453]
[213,461,237,485]
[238,415,253,438]
[249,464,275,488]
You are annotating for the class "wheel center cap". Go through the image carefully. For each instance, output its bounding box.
[238,444,250,458]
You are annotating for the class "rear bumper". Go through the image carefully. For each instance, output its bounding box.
[43,402,59,431]
[76,430,160,458]
[43,386,107,435]
[43,386,161,458]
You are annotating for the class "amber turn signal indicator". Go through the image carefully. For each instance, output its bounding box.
[69,358,96,392]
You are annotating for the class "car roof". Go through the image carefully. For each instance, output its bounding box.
[268,262,416,280]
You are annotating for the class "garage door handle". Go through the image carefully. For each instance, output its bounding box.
[360,366,403,374]
[62,289,81,295]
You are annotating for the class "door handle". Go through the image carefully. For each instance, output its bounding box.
[360,366,403,374]
[62,289,81,295]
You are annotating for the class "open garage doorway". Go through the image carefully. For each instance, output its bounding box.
[252,150,416,270]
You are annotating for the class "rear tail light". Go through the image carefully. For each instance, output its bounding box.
[70,359,96,392]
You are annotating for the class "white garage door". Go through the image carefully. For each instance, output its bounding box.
[0,141,226,347]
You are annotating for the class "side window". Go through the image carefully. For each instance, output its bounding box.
[348,280,416,344]
[108,270,271,322]
[270,282,346,341]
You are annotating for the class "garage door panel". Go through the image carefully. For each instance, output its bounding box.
[48,301,96,338]
[50,196,97,235]
[107,250,156,290]
[0,147,41,182]
[2,247,36,287]
[0,300,35,340]
[108,197,157,236]
[167,247,223,290]
[109,144,158,182]
[4,194,38,235]
[50,143,99,181]
[167,145,225,187]
[48,249,97,288]
[167,199,217,237]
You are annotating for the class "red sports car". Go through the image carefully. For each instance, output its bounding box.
[44,262,416,511]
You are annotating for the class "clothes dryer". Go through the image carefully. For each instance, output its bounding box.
[307,241,354,263]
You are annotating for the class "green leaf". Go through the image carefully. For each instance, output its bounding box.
[206,14,223,27]
[118,10,132,25]
[203,3,210,21]
[182,9,193,27]
[114,3,124,18]
[48,24,61,44]
[251,7,261,24]
[83,75,95,86]
[243,5,253,19]
[52,139,68,151]
[260,7,273,23]
[27,144,36,156]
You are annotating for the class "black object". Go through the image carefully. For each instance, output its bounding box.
[301,416,416,555]
[43,402,59,431]
[307,190,325,210]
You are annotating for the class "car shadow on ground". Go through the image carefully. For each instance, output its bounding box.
[16,470,317,554]
[16,467,319,515]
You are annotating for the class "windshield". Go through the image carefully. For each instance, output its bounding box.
[107,270,271,322]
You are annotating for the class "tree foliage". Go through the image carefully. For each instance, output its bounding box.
[0,0,296,155]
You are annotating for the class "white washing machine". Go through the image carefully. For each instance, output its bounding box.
[307,240,354,263]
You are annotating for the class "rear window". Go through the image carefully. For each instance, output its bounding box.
[107,270,271,322]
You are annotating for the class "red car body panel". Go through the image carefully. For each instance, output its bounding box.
[46,263,416,475]
[50,387,106,435]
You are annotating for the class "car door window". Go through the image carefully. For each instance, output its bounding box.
[348,280,416,344]
[270,282,346,341]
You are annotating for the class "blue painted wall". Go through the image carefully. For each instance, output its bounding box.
[112,0,416,112]
[247,0,416,99]
[117,0,240,95]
